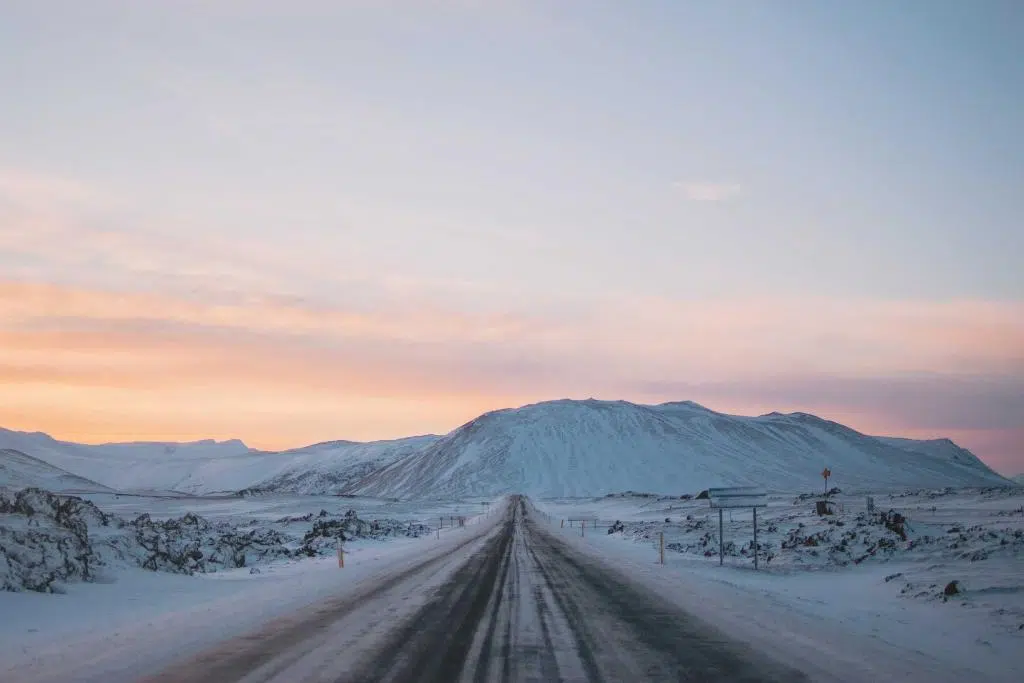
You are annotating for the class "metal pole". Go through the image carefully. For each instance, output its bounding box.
[719,508,724,566]
[753,507,761,573]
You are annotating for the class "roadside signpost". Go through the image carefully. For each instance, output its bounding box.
[822,467,832,494]
[708,487,768,570]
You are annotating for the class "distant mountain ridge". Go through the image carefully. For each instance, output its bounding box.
[0,400,1012,498]
[0,448,114,493]
[344,399,1009,498]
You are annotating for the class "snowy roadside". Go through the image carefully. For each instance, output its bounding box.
[534,490,1024,682]
[0,499,504,683]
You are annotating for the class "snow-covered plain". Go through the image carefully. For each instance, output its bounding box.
[534,487,1024,681]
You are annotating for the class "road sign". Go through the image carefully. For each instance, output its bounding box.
[708,487,767,509]
[707,487,767,570]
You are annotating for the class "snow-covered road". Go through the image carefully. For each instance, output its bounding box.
[139,496,801,683]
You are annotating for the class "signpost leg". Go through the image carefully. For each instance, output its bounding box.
[753,507,758,571]
[718,508,724,566]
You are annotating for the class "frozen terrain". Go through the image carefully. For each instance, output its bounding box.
[0,500,501,683]
[348,399,1010,498]
[0,427,437,495]
[536,486,1024,680]
[4,492,1021,682]
[1,401,1010,500]
[0,448,113,494]
[0,487,492,593]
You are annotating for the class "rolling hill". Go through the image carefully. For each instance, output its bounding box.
[0,428,436,495]
[344,400,1010,498]
[0,448,113,493]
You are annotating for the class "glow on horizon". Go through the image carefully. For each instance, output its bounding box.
[0,1,1021,473]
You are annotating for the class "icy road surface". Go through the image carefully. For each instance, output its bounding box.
[141,496,802,683]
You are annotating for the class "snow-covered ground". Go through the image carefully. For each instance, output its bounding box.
[0,491,504,683]
[75,490,495,525]
[535,487,1024,681]
[3,487,1022,682]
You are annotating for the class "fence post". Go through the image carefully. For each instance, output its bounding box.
[660,532,664,565]
[719,508,724,566]
[753,506,758,571]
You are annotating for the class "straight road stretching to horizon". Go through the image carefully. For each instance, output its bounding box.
[140,497,805,683]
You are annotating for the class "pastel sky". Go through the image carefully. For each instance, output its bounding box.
[1,1,1021,474]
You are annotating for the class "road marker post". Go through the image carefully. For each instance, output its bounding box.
[337,541,345,569]
[753,507,759,570]
[718,508,724,566]
[660,532,664,565]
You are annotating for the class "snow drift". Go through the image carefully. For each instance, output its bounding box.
[345,400,1010,498]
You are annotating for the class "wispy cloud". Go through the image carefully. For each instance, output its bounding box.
[673,181,742,201]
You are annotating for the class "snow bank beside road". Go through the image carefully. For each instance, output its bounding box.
[0,487,435,592]
[0,498,505,683]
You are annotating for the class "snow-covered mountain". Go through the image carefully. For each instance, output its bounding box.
[242,436,440,494]
[0,428,436,495]
[0,449,113,493]
[0,429,251,494]
[344,400,1011,498]
[0,401,1012,498]
[1012,474,1024,486]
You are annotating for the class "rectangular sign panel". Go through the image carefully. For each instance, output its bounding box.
[708,486,767,509]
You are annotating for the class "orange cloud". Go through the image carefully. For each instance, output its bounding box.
[1,279,1022,462]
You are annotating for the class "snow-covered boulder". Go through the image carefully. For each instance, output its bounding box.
[0,487,110,592]
[115,512,293,573]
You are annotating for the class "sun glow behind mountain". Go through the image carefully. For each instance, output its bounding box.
[1,2,1021,473]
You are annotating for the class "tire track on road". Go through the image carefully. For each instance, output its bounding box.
[139,519,500,683]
